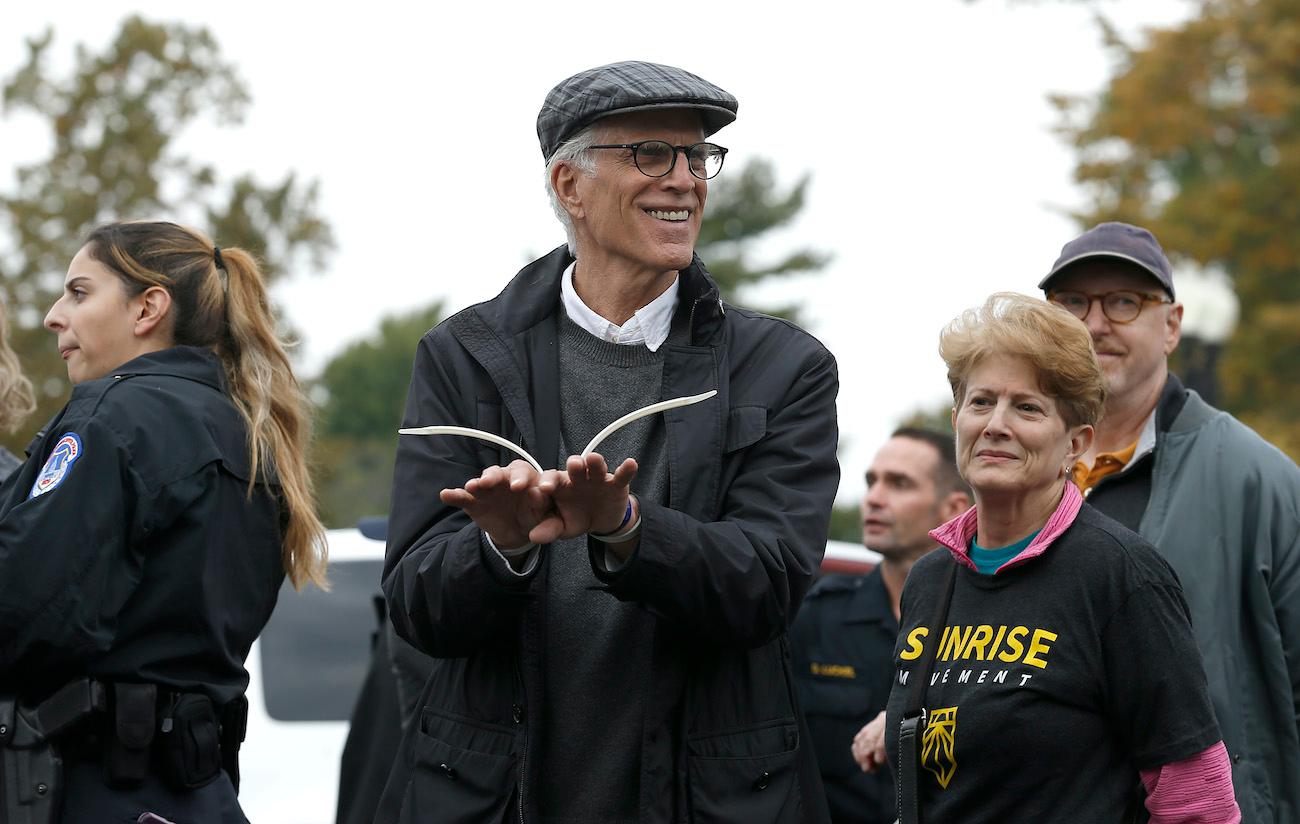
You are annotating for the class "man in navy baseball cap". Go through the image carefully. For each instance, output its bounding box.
[1041,221,1300,822]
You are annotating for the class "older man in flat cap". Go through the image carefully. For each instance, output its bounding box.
[378,62,838,823]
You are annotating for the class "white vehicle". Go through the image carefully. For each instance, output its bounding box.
[235,530,876,823]
[239,526,386,823]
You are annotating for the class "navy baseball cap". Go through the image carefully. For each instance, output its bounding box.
[537,61,738,161]
[1040,222,1175,299]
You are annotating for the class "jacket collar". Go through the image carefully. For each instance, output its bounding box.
[1155,372,1189,434]
[1163,375,1219,436]
[105,346,226,392]
[929,481,1084,574]
[470,244,726,345]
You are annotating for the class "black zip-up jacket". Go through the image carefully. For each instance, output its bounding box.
[380,247,840,823]
[0,347,285,705]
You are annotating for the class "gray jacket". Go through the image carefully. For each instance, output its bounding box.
[1141,390,1300,823]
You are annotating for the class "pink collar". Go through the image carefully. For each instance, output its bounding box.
[929,482,1084,574]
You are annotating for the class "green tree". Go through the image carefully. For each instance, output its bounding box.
[696,158,831,320]
[827,502,863,545]
[313,302,444,527]
[1052,0,1300,459]
[0,17,333,450]
[317,303,445,440]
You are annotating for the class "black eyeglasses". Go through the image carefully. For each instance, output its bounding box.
[588,140,728,180]
[1047,290,1172,324]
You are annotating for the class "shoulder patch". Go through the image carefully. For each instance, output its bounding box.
[29,433,83,498]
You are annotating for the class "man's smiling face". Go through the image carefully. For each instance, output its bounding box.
[570,109,707,279]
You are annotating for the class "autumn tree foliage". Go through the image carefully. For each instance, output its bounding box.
[0,17,333,449]
[1053,0,1300,458]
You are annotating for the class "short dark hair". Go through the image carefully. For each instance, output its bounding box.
[889,426,971,499]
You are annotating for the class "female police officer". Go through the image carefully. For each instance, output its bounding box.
[0,220,327,824]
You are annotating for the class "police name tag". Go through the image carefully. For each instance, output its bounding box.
[30,433,82,498]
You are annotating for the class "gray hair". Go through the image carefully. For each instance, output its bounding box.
[544,123,602,255]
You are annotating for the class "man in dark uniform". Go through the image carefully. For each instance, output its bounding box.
[792,428,969,823]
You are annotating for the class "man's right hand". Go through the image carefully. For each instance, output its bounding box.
[440,460,551,550]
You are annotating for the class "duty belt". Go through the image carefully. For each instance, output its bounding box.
[1,677,249,824]
[0,678,106,824]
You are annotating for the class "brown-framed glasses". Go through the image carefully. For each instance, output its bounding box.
[588,140,728,180]
[1048,290,1172,324]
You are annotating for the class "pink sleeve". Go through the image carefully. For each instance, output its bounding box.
[1139,741,1240,824]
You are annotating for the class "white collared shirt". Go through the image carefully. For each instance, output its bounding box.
[485,261,678,572]
[560,261,679,352]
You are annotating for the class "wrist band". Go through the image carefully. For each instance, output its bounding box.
[590,512,641,544]
[484,531,537,558]
[590,497,634,539]
[497,542,538,558]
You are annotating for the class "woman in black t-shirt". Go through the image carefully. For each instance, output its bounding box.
[864,293,1237,823]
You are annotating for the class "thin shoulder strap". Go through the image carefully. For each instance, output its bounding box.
[898,555,958,824]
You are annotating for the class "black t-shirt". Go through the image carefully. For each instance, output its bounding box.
[884,505,1219,823]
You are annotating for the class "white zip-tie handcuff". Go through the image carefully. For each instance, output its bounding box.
[399,390,718,474]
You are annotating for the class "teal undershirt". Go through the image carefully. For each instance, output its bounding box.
[970,530,1041,575]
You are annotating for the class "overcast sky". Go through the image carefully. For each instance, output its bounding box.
[5,0,1195,504]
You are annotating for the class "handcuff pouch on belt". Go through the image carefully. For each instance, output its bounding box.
[156,693,223,790]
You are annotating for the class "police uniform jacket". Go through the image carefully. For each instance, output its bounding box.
[0,346,285,705]
[790,569,898,824]
[380,246,840,823]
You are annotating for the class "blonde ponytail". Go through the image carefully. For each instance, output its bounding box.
[216,247,328,589]
[85,221,328,589]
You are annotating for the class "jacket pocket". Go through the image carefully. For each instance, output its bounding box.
[399,709,517,823]
[687,720,802,823]
[725,405,767,453]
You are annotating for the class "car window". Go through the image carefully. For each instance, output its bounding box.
[259,558,385,721]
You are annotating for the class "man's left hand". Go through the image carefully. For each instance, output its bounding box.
[530,452,637,544]
[852,710,888,772]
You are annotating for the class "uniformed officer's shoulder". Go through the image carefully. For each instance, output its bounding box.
[806,572,865,600]
[88,370,223,420]
[68,370,247,484]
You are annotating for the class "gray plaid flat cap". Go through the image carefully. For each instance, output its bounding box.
[537,61,738,160]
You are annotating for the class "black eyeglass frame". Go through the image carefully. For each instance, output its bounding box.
[1047,289,1173,324]
[588,140,729,180]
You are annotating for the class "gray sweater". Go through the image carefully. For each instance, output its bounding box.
[537,314,683,824]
